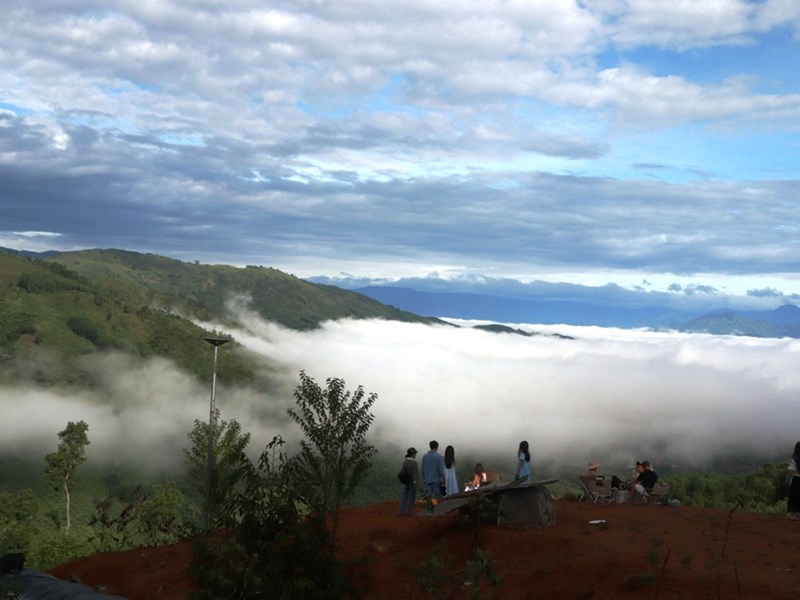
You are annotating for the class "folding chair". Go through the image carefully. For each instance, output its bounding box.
[578,475,613,503]
[647,482,670,504]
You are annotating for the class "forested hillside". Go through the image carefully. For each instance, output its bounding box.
[0,249,438,387]
[49,249,437,330]
[0,253,255,387]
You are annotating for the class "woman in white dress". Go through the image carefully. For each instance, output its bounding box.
[444,445,459,496]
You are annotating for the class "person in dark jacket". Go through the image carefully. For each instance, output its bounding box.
[785,441,800,520]
[397,447,420,516]
[631,460,657,504]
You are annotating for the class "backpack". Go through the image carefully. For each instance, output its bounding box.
[398,461,412,485]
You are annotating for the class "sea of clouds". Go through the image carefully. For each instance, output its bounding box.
[3,304,800,476]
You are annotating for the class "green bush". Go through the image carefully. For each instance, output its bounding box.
[89,481,192,552]
[26,528,95,570]
[0,489,38,554]
[189,436,359,599]
[188,372,377,598]
[66,316,107,347]
[413,541,456,597]
[666,462,788,513]
[137,481,192,547]
[1,313,37,342]
[464,549,504,599]
[17,272,85,294]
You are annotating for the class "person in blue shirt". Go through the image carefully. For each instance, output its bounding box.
[515,440,531,483]
[421,440,446,500]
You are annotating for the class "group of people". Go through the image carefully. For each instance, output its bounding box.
[582,458,658,504]
[399,440,800,517]
[397,440,532,516]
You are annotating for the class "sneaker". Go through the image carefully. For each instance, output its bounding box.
[787,513,799,520]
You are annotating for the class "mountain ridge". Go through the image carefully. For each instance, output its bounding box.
[5,246,798,342]
[0,249,440,387]
[353,285,800,338]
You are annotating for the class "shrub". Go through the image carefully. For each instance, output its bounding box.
[0,489,38,554]
[16,272,84,294]
[288,371,377,539]
[413,541,455,597]
[464,549,504,599]
[66,316,106,347]
[188,435,359,599]
[188,369,379,599]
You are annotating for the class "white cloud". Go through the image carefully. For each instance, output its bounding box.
[3,310,799,480]
[209,310,800,471]
[607,0,755,50]
[1,1,799,297]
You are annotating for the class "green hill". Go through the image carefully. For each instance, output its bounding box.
[0,249,438,388]
[48,249,437,330]
[0,253,256,387]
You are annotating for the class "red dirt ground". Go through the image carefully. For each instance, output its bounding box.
[49,498,800,599]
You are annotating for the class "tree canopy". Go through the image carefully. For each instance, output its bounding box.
[43,420,90,532]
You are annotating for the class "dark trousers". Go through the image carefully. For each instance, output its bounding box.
[788,477,800,513]
[424,481,442,499]
[398,483,416,515]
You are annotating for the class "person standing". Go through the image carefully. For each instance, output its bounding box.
[787,442,800,520]
[515,440,531,483]
[421,440,446,500]
[397,447,420,516]
[443,445,459,496]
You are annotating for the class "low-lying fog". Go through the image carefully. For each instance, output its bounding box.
[3,304,800,476]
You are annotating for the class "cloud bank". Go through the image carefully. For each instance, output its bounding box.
[226,312,800,472]
[5,310,796,478]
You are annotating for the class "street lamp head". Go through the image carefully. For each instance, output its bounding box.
[203,336,231,347]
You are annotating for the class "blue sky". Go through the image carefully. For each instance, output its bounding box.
[2,0,800,306]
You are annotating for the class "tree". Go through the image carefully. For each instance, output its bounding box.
[288,371,377,537]
[188,372,378,598]
[189,436,358,600]
[184,415,251,527]
[43,420,90,533]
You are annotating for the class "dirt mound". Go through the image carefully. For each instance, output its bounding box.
[49,499,800,599]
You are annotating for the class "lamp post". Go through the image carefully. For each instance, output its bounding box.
[203,336,229,528]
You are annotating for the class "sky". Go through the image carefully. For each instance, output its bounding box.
[4,312,799,474]
[2,1,800,302]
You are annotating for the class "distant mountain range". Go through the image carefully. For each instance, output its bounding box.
[352,285,800,339]
[4,245,799,341]
[676,305,800,338]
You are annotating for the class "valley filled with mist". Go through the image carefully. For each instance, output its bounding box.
[1,248,798,573]
[5,292,798,478]
[3,248,799,479]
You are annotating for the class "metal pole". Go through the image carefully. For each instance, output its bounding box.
[203,337,229,528]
